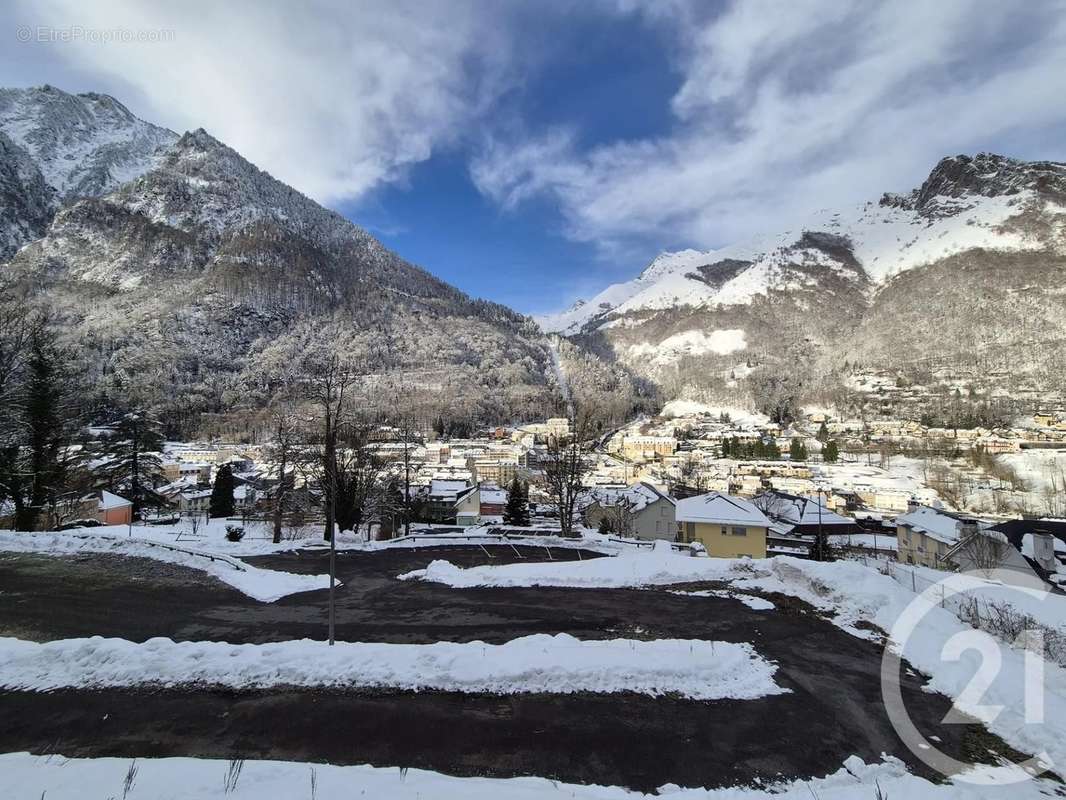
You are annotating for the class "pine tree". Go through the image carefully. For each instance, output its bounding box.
[209,464,235,518]
[816,421,830,443]
[94,411,164,518]
[12,330,71,530]
[503,476,530,526]
[824,440,840,463]
[720,437,731,458]
[789,439,806,462]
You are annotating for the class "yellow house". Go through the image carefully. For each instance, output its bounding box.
[675,492,770,558]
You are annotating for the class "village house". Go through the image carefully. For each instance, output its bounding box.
[944,518,1066,587]
[424,479,481,525]
[582,482,677,541]
[97,490,133,526]
[479,485,508,518]
[675,492,770,558]
[895,504,987,569]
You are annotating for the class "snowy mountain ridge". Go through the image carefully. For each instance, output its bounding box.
[0,85,176,203]
[539,153,1063,336]
[0,85,177,259]
[0,85,650,429]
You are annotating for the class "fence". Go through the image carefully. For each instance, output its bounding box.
[850,553,1065,665]
[66,531,248,572]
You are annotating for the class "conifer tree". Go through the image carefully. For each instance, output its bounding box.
[95,411,164,518]
[209,464,235,518]
[503,476,530,526]
[816,421,830,443]
[824,440,840,463]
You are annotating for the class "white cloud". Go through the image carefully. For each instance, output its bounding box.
[471,0,1066,255]
[17,0,517,204]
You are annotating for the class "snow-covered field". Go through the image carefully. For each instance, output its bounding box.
[0,633,786,699]
[0,531,333,602]
[4,751,1053,800]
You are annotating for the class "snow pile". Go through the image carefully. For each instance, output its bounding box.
[0,531,333,602]
[399,545,746,588]
[355,528,619,555]
[0,633,788,700]
[1,752,1054,799]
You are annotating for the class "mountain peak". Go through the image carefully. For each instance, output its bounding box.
[882,151,1066,216]
[0,84,176,204]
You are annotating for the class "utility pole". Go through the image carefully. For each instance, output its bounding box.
[328,452,337,646]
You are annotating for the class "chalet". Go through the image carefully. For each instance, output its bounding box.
[675,492,770,558]
[582,482,676,541]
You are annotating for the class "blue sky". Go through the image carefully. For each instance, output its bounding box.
[4,1,1066,315]
[345,8,684,313]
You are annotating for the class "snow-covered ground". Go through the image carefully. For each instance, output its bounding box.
[5,751,1056,800]
[0,531,333,602]
[0,633,786,699]
[402,544,1066,776]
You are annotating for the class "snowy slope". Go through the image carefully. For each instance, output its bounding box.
[539,155,1062,335]
[0,85,176,201]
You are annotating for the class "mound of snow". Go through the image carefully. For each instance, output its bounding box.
[0,633,787,700]
[0,531,332,602]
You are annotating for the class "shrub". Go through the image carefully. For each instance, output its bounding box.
[225,525,246,542]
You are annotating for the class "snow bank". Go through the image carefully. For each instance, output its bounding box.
[355,528,619,555]
[0,633,787,700]
[1,752,1053,799]
[0,532,333,602]
[753,558,1066,775]
[399,545,747,588]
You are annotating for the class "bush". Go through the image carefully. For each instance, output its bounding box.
[225,525,246,542]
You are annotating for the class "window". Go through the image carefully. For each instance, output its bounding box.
[731,526,747,537]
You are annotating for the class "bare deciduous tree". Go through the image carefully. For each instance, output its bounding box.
[543,411,593,536]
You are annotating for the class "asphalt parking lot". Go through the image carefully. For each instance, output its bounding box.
[0,546,1026,791]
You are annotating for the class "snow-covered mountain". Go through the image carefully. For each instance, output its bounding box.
[539,153,1066,401]
[0,86,176,257]
[0,86,649,428]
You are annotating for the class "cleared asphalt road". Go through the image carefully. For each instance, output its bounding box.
[0,546,1025,791]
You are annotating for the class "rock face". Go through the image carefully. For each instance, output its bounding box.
[0,86,598,428]
[538,153,1066,406]
[0,85,177,259]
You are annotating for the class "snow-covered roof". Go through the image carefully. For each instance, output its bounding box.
[758,492,854,528]
[895,505,984,545]
[430,479,470,499]
[99,490,132,510]
[480,489,507,505]
[586,482,673,513]
[675,492,771,527]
